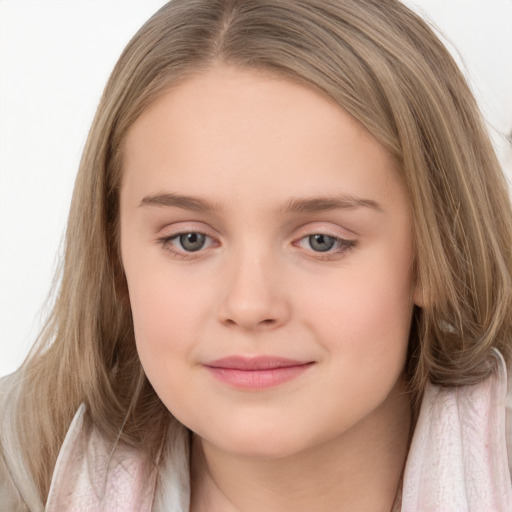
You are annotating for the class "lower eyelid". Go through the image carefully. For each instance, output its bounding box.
[316,239,356,256]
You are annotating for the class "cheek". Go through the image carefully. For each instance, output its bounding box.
[303,261,413,428]
[123,257,218,397]
[127,282,200,418]
[299,242,414,365]
[128,275,198,355]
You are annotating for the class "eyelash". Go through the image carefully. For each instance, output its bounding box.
[293,234,356,260]
[157,231,356,261]
[157,232,218,260]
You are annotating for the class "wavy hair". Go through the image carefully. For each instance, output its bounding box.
[6,0,512,503]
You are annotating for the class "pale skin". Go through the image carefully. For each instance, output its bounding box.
[120,65,421,511]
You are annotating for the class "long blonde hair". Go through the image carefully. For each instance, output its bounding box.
[7,0,512,503]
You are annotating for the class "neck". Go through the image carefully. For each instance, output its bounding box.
[190,380,412,512]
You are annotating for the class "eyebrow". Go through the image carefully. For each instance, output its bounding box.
[139,193,222,212]
[281,195,383,214]
[139,192,383,214]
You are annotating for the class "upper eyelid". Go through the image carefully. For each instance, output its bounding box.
[294,233,355,249]
[162,231,217,245]
[155,220,357,241]
[159,231,354,250]
[157,221,217,237]
[292,222,357,240]
[156,224,356,239]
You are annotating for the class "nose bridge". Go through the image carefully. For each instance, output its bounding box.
[219,237,290,330]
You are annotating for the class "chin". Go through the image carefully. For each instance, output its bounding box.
[198,419,319,460]
[221,438,305,460]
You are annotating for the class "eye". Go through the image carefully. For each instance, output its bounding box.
[158,230,217,257]
[175,232,207,252]
[307,234,337,252]
[295,232,356,257]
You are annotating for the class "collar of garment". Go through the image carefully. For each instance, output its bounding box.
[45,349,512,512]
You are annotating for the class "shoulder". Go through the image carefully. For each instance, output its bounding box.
[402,350,512,508]
[46,406,159,511]
[487,350,512,478]
[505,352,512,472]
[0,370,43,511]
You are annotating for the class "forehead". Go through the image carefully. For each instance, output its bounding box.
[121,65,407,214]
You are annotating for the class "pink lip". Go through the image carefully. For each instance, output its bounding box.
[203,356,314,390]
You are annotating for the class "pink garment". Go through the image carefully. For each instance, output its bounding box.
[45,407,158,511]
[401,350,512,511]
[45,350,512,511]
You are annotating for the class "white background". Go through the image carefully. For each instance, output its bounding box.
[1,0,511,376]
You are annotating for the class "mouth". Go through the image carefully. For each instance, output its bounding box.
[202,356,315,390]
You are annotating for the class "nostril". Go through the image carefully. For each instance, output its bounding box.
[221,316,279,330]
[218,279,291,330]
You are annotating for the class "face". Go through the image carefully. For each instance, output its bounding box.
[120,66,418,458]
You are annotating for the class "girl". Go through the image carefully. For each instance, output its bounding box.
[1,0,511,510]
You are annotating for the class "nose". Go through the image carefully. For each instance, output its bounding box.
[218,249,291,331]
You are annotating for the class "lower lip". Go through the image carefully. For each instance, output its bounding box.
[204,363,314,390]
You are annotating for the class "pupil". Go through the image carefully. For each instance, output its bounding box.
[180,233,205,252]
[309,234,335,252]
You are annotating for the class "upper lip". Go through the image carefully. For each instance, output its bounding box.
[203,356,313,371]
